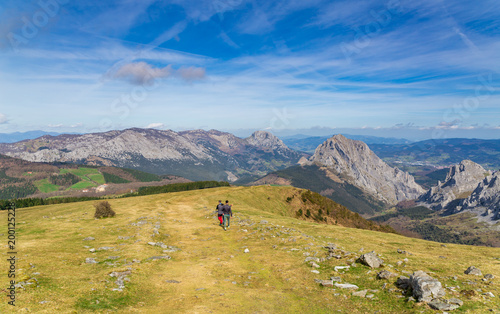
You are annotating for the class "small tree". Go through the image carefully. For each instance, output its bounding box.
[94,201,115,219]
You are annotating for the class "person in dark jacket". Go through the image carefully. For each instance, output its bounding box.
[216,200,224,226]
[222,200,232,231]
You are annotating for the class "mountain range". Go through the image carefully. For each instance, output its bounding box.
[0,129,304,182]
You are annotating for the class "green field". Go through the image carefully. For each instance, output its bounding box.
[1,185,498,313]
[34,178,60,193]
[68,180,97,190]
[60,167,106,190]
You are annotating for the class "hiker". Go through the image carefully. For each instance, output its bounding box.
[216,200,224,226]
[222,200,233,231]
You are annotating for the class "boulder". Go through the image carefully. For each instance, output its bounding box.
[464,266,482,276]
[377,270,397,280]
[358,251,383,268]
[409,271,445,302]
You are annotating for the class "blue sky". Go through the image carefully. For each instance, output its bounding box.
[0,0,499,140]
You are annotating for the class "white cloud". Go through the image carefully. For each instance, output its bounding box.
[106,62,206,85]
[0,113,8,124]
[146,122,165,129]
[48,124,63,128]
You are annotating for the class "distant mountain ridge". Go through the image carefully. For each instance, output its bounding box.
[282,134,412,153]
[370,138,500,170]
[0,128,304,182]
[0,131,67,143]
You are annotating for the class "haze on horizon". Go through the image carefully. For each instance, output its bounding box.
[0,0,499,141]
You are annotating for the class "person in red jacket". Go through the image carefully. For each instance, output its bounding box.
[216,200,224,226]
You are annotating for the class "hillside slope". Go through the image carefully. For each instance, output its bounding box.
[1,186,499,313]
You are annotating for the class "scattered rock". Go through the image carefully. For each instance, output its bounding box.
[98,246,114,251]
[334,266,350,272]
[334,283,359,290]
[377,270,397,280]
[305,257,320,263]
[428,300,459,311]
[260,220,268,224]
[85,258,98,264]
[89,248,95,253]
[311,270,320,274]
[146,256,171,261]
[464,266,482,276]
[409,271,445,302]
[310,262,320,268]
[244,248,250,253]
[448,298,463,306]
[484,274,495,280]
[39,300,49,304]
[358,251,383,268]
[109,270,131,291]
[83,237,95,241]
[352,289,368,297]
[319,280,334,287]
[483,292,495,298]
[331,276,342,282]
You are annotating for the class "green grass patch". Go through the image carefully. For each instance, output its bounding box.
[69,181,97,190]
[34,178,60,193]
[88,173,106,185]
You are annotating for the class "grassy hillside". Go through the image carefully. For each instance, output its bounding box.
[252,165,386,215]
[1,186,499,313]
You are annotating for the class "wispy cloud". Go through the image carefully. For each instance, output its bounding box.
[0,113,8,124]
[105,61,205,85]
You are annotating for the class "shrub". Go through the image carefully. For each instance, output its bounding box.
[94,201,115,219]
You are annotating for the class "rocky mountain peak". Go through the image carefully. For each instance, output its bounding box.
[245,131,288,150]
[419,160,488,211]
[454,171,500,223]
[304,134,424,204]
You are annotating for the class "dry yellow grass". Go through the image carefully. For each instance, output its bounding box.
[0,185,499,313]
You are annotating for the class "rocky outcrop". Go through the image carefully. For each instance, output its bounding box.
[419,160,488,210]
[302,134,424,204]
[409,271,445,302]
[0,128,304,182]
[454,172,500,223]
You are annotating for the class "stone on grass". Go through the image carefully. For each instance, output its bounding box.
[352,289,368,297]
[330,276,342,282]
[484,274,494,280]
[334,283,359,290]
[377,270,397,280]
[448,298,463,306]
[319,280,334,287]
[464,266,482,276]
[428,300,459,311]
[244,248,250,253]
[310,262,320,268]
[311,270,320,274]
[83,237,95,241]
[147,256,171,261]
[85,258,98,264]
[409,271,445,302]
[358,251,383,268]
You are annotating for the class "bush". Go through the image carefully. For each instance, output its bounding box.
[94,201,115,219]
